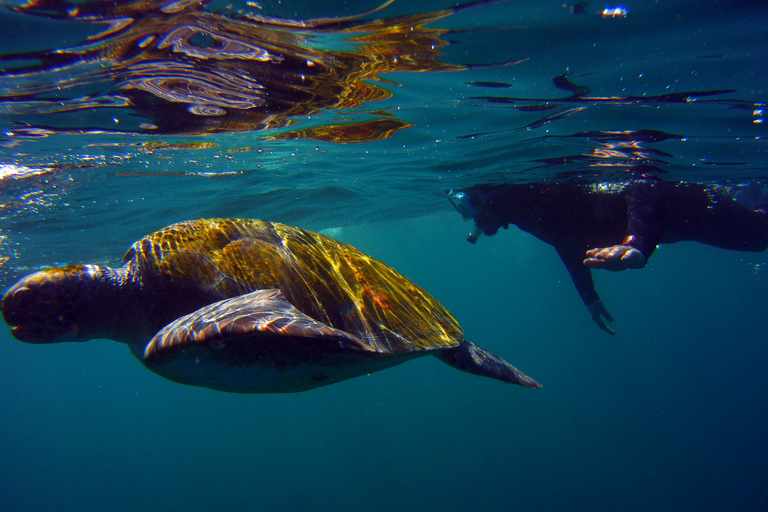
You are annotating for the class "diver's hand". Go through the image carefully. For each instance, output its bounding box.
[586,299,615,335]
[583,245,646,271]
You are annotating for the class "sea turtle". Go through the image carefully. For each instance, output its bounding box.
[2,219,541,392]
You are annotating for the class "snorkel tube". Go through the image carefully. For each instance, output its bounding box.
[447,190,483,243]
[466,223,483,244]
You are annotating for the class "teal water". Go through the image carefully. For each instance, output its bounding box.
[1,1,767,511]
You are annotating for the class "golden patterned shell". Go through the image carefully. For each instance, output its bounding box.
[125,219,463,354]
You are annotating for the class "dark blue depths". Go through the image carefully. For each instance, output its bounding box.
[1,217,767,512]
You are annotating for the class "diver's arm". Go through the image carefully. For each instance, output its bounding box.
[623,181,664,259]
[584,181,662,271]
[556,247,615,335]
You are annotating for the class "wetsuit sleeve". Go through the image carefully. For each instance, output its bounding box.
[623,182,664,262]
[555,247,600,305]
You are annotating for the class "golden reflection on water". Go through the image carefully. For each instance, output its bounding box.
[0,0,504,141]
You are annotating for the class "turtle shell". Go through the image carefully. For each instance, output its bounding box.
[125,218,463,354]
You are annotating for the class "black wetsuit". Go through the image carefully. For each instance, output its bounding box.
[460,180,768,306]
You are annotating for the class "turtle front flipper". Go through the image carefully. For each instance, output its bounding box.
[143,289,404,393]
[434,340,542,388]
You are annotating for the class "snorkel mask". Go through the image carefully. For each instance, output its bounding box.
[447,190,483,244]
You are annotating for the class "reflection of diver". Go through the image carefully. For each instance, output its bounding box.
[448,181,768,334]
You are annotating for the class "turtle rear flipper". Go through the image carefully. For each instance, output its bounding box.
[143,289,397,393]
[434,340,542,388]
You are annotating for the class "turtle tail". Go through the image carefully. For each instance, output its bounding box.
[434,340,541,388]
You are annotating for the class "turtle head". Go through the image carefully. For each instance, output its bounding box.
[2,265,130,344]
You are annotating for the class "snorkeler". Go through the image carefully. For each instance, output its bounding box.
[448,180,768,334]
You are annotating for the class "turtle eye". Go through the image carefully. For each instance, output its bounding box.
[58,313,74,326]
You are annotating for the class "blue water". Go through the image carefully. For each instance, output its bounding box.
[1,0,767,510]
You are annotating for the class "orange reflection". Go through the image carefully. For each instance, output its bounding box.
[266,119,413,143]
[0,0,509,141]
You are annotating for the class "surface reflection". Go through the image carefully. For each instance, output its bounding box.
[0,0,516,140]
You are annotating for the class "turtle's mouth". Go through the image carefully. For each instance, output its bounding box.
[6,319,83,344]
[10,325,62,344]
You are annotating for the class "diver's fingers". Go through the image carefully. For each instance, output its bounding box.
[597,320,616,336]
[587,245,625,259]
[585,247,605,258]
[600,303,614,323]
[587,299,615,335]
[585,245,644,271]
[584,246,620,268]
[583,257,606,268]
